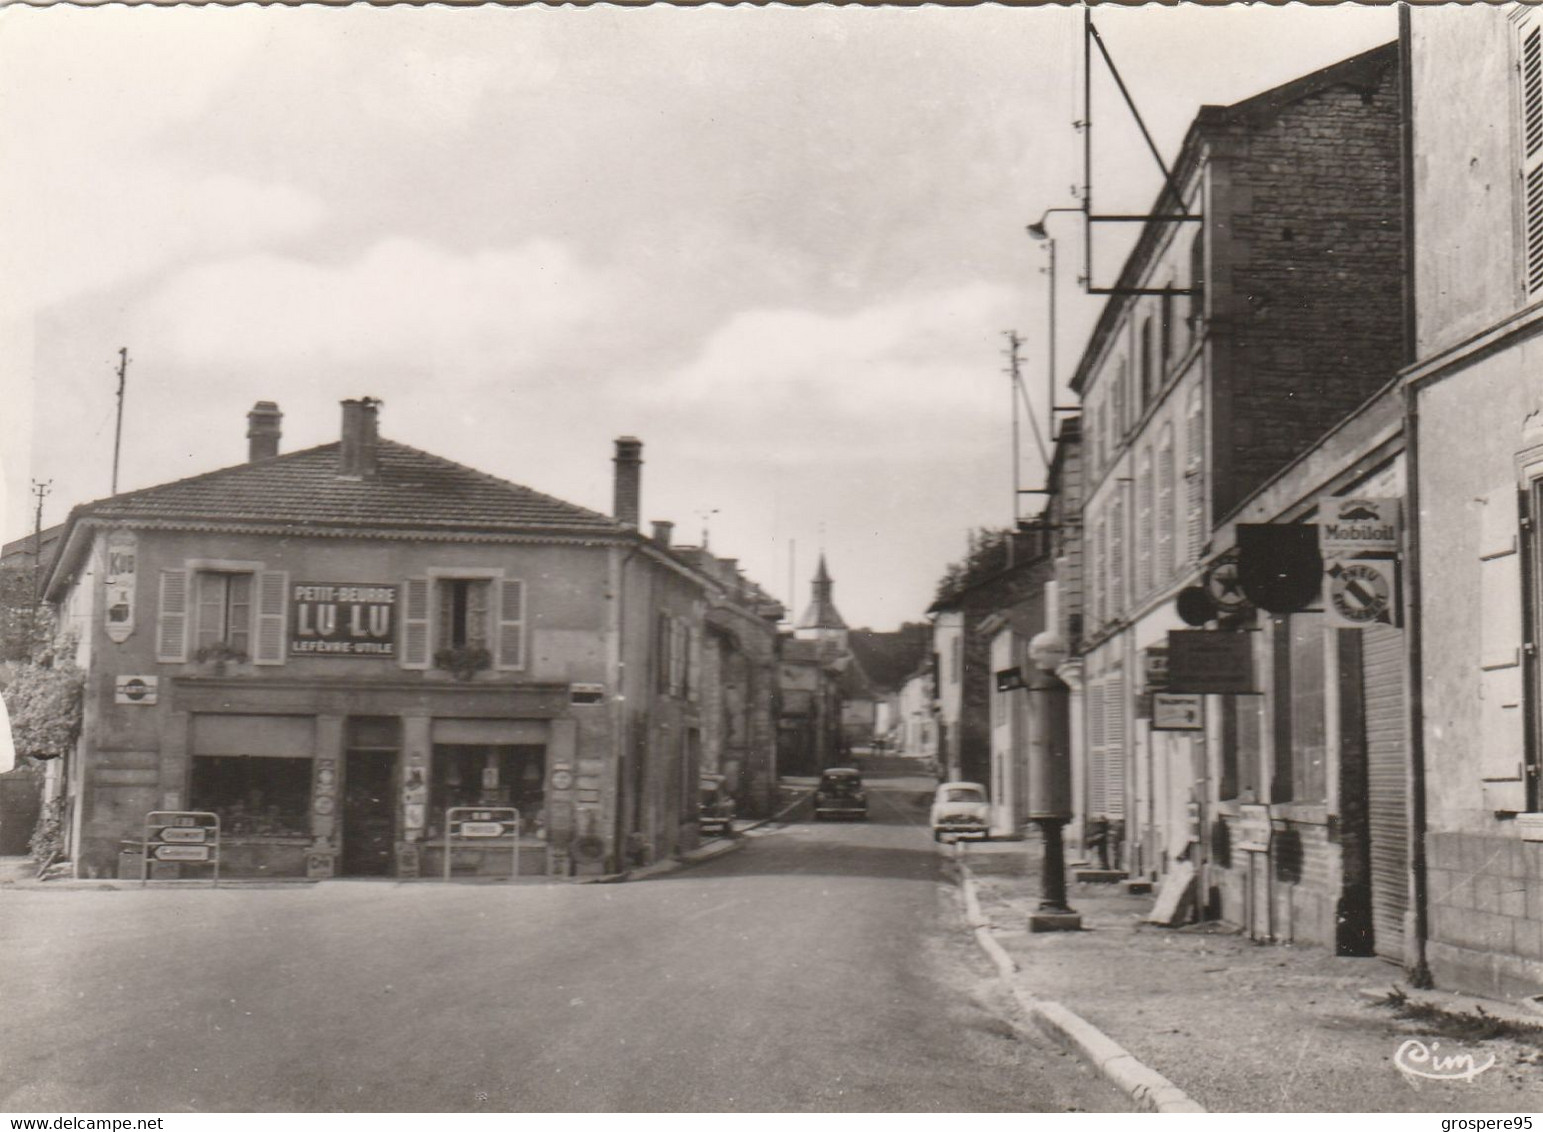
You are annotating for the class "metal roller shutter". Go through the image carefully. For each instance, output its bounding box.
[1363,623,1408,963]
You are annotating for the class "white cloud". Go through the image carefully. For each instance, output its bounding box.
[133,237,613,379]
[654,282,1031,462]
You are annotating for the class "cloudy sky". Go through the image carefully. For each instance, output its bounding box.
[0,3,1395,630]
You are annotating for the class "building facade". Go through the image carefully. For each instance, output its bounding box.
[45,400,772,880]
[1404,5,1543,995]
[1073,43,1406,883]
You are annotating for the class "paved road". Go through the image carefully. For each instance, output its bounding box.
[0,775,1128,1113]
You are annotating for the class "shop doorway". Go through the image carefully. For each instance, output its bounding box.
[342,750,396,876]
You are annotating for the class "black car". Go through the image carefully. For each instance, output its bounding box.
[813,768,868,821]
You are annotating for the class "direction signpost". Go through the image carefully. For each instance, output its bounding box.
[443,806,521,882]
[141,811,220,886]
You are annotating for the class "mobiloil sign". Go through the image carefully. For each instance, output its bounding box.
[290,582,397,657]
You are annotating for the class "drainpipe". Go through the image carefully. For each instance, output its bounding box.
[1398,3,1433,990]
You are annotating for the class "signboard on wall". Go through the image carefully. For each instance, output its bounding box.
[290,583,397,657]
[1167,630,1256,694]
[1151,692,1204,731]
[1318,496,1400,557]
[1325,558,1401,629]
[104,530,137,644]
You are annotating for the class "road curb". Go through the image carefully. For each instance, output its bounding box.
[955,859,1207,1114]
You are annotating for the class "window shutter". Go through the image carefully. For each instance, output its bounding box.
[157,569,189,663]
[401,577,430,669]
[1110,495,1126,615]
[1158,425,1177,580]
[1523,24,1543,293]
[1087,682,1107,815]
[1137,450,1153,595]
[253,570,288,665]
[1479,492,1526,807]
[1104,673,1126,818]
[1185,390,1206,563]
[497,579,525,670]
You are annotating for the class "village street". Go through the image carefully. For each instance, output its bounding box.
[0,775,1127,1114]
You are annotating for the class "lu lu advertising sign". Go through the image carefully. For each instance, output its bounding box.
[290,582,398,658]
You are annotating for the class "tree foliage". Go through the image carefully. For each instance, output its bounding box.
[0,563,52,664]
[933,527,1015,606]
[4,653,83,763]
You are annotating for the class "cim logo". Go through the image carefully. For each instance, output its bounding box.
[1393,1038,1496,1083]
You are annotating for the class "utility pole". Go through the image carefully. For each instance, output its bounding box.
[1005,330,1024,527]
[29,479,51,653]
[112,347,129,496]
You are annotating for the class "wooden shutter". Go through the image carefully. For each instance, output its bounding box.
[401,577,430,669]
[253,570,288,665]
[1523,23,1543,293]
[1137,449,1153,595]
[1158,425,1177,580]
[497,579,525,670]
[1185,389,1206,563]
[156,569,189,663]
[1479,491,1526,810]
[1110,495,1126,615]
[1104,673,1126,818]
[1087,682,1107,815]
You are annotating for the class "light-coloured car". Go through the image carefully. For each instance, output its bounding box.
[930,781,990,842]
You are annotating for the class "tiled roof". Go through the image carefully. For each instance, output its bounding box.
[77,440,624,535]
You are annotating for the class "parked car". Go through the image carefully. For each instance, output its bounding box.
[813,767,868,821]
[930,781,990,842]
[698,775,736,837]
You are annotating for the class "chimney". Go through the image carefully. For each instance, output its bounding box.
[246,401,282,462]
[651,520,674,547]
[339,397,381,479]
[613,437,642,527]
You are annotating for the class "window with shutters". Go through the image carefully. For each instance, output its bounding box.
[399,570,524,672]
[1519,18,1543,295]
[1157,424,1177,581]
[158,561,287,665]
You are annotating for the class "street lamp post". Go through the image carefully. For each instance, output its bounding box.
[1026,208,1082,447]
[1025,630,1081,932]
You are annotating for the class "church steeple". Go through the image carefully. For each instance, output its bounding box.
[795,553,848,644]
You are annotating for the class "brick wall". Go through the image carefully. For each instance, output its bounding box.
[1214,51,1406,516]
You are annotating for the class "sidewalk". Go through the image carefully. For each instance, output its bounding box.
[960,838,1543,1113]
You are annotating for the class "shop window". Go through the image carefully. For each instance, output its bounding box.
[190,755,310,837]
[429,744,546,837]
